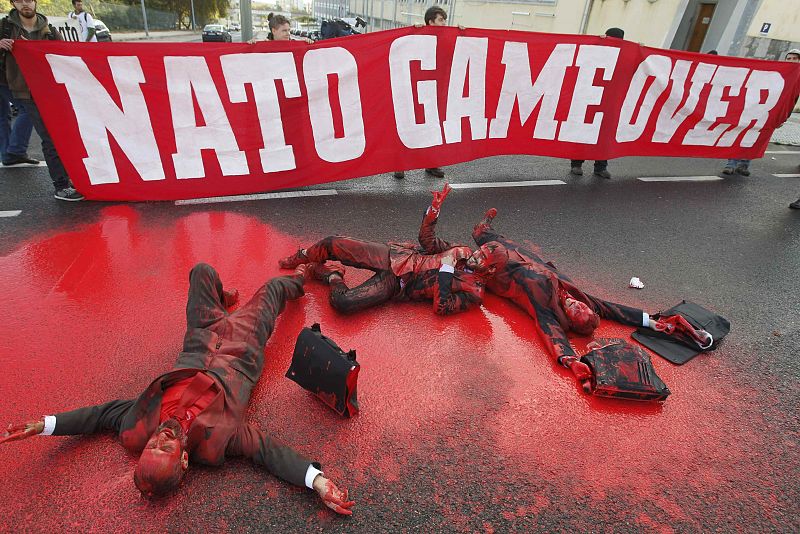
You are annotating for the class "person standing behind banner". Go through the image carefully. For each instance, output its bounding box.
[784,49,800,209]
[569,27,625,180]
[68,0,96,42]
[248,13,312,44]
[0,43,36,166]
[393,5,449,181]
[0,0,83,201]
[724,48,799,181]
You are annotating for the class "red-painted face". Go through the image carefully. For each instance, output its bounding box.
[134,419,188,497]
[560,293,599,335]
[466,241,508,276]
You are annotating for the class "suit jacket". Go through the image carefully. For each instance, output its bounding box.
[51,308,315,488]
[394,206,485,314]
[473,222,644,362]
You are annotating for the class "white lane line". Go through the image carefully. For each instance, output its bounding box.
[0,210,21,217]
[773,174,800,178]
[0,162,47,168]
[174,189,338,206]
[638,176,723,182]
[765,150,800,154]
[449,180,566,190]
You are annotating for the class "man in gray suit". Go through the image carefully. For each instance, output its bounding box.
[1,262,355,515]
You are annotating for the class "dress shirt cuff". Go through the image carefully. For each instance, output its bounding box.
[41,415,56,436]
[305,464,323,489]
[642,312,650,328]
[439,263,455,274]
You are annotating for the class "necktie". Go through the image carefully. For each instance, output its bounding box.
[172,372,215,422]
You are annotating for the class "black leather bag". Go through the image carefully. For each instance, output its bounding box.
[581,338,670,402]
[286,324,360,417]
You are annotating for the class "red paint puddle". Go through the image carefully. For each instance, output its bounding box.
[0,206,791,530]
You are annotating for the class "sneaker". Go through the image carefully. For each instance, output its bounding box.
[722,166,735,175]
[425,167,444,178]
[654,314,713,350]
[278,248,309,269]
[570,165,583,176]
[789,198,800,209]
[222,288,239,309]
[593,169,611,179]
[310,262,345,283]
[735,166,750,176]
[3,154,39,166]
[393,171,405,179]
[54,186,85,201]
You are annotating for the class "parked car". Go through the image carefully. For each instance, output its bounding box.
[229,22,240,31]
[94,19,112,41]
[202,24,232,42]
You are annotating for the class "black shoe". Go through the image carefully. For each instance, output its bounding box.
[3,154,39,166]
[722,166,735,175]
[425,167,444,178]
[311,262,346,283]
[393,171,405,179]
[735,166,750,176]
[54,186,84,201]
[593,169,611,179]
[570,165,583,176]
[790,198,800,209]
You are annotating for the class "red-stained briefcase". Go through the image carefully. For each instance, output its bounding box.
[285,323,360,417]
[580,338,670,402]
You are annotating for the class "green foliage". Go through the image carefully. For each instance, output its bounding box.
[37,0,75,18]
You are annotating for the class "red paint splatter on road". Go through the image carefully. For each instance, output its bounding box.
[0,207,795,531]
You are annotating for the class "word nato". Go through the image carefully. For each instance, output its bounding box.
[47,35,783,184]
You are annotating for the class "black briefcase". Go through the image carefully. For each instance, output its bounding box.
[632,300,731,365]
[286,323,360,417]
[581,338,671,402]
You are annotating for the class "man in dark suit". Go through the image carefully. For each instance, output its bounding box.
[472,209,712,390]
[278,185,508,315]
[0,263,355,515]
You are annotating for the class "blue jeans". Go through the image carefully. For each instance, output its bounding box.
[0,84,33,161]
[726,159,750,168]
[17,98,70,190]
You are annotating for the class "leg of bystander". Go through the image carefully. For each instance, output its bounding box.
[16,98,83,201]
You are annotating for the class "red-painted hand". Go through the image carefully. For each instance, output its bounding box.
[564,358,592,384]
[0,420,44,445]
[430,183,452,212]
[314,476,355,516]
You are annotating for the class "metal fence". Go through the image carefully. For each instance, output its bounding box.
[90,1,179,31]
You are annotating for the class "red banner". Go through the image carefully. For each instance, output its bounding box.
[15,27,800,201]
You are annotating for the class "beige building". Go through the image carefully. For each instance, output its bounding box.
[312,0,800,59]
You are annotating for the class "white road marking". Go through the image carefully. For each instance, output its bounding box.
[0,210,21,217]
[637,176,723,182]
[0,162,47,168]
[449,180,566,189]
[773,174,800,178]
[765,150,800,154]
[174,189,338,206]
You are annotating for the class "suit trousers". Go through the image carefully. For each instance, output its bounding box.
[304,236,399,313]
[185,263,303,373]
